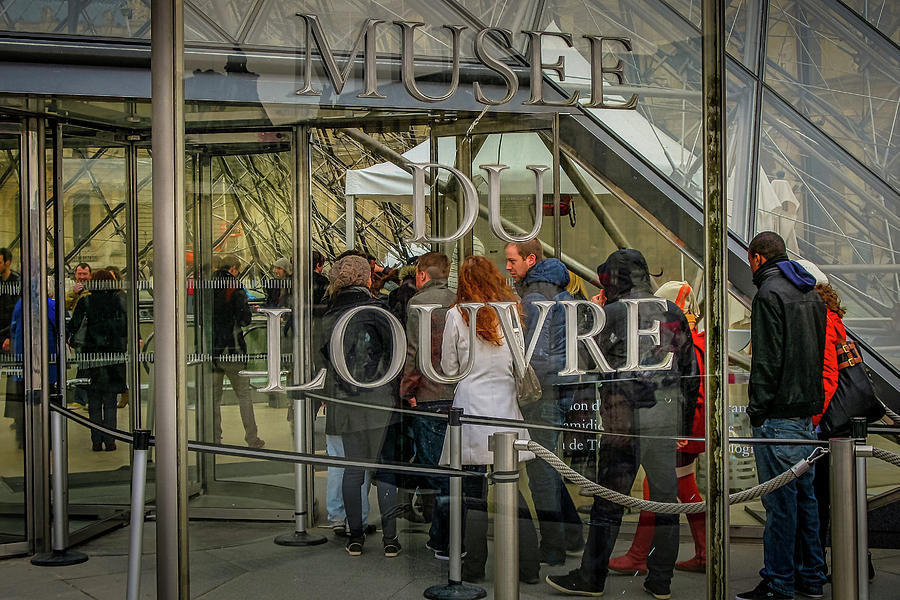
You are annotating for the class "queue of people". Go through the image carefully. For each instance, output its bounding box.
[0,230,876,598]
[310,244,702,599]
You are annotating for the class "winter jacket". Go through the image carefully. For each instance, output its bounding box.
[388,276,418,325]
[68,290,127,393]
[321,286,399,435]
[0,271,20,344]
[211,268,252,365]
[747,256,826,426]
[440,306,532,465]
[813,309,845,428]
[517,258,574,406]
[595,249,700,437]
[399,278,456,405]
[681,329,706,455]
[10,298,59,385]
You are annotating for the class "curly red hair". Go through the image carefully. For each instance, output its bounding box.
[455,256,522,345]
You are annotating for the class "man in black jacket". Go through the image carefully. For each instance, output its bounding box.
[736,232,827,600]
[211,255,264,449]
[546,249,699,600]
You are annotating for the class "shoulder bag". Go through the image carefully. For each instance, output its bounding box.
[819,332,885,437]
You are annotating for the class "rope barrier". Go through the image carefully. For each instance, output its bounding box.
[872,447,900,469]
[48,403,482,478]
[523,440,829,515]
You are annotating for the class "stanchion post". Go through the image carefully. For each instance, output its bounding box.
[830,438,858,600]
[274,394,326,546]
[31,406,88,566]
[126,430,151,600]
[851,417,869,600]
[489,432,520,600]
[425,408,486,600]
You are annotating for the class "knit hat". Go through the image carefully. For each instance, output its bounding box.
[328,255,371,293]
[794,259,828,286]
[655,280,699,316]
[273,257,292,275]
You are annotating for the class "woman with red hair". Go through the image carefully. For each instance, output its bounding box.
[438,255,540,583]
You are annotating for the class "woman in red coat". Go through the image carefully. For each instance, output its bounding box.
[608,281,707,574]
[795,259,875,581]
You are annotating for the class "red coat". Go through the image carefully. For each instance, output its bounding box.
[813,309,844,427]
[681,329,706,455]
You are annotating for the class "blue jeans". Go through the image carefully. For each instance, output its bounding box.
[753,418,826,596]
[325,434,370,526]
[409,407,450,550]
[524,399,584,564]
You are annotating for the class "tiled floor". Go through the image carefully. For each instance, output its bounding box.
[2,518,900,599]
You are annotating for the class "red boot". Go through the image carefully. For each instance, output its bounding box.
[675,473,706,572]
[608,503,653,575]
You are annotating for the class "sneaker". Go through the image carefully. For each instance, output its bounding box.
[735,581,791,600]
[383,537,401,558]
[643,580,672,600]
[608,554,648,575]
[248,438,265,449]
[331,521,346,537]
[545,569,604,596]
[795,587,823,599]
[674,556,706,572]
[345,536,364,556]
[432,548,467,561]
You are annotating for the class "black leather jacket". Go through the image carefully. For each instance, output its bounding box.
[747,258,826,426]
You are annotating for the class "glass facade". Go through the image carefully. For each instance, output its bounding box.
[0,1,898,599]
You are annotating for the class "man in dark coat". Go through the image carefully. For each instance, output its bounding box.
[506,239,584,566]
[736,232,826,600]
[547,249,699,599]
[0,247,20,353]
[211,255,264,448]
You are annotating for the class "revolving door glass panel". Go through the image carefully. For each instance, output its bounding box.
[0,125,25,549]
[186,131,298,509]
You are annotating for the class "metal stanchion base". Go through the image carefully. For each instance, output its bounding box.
[274,530,327,546]
[31,549,89,567]
[424,582,487,600]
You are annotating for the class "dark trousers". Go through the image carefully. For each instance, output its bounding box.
[436,465,540,579]
[87,390,118,447]
[524,400,584,564]
[409,407,450,549]
[342,425,398,540]
[579,420,678,588]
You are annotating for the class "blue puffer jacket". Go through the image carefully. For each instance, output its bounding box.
[519,258,574,407]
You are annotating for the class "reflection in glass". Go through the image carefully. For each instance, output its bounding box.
[758,90,900,370]
[0,132,24,544]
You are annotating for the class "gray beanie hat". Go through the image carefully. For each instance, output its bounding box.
[273,257,292,275]
[328,255,371,293]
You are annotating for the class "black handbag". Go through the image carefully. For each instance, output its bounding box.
[819,334,885,437]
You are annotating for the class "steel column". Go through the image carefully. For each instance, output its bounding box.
[702,1,730,598]
[151,0,188,597]
[830,438,858,600]
[490,432,520,600]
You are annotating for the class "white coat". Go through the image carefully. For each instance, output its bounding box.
[439,306,533,465]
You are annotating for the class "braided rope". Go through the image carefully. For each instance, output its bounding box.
[873,447,900,469]
[882,404,900,425]
[524,440,824,515]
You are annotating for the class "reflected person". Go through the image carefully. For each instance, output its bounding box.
[211,255,264,449]
[546,249,698,599]
[68,269,127,452]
